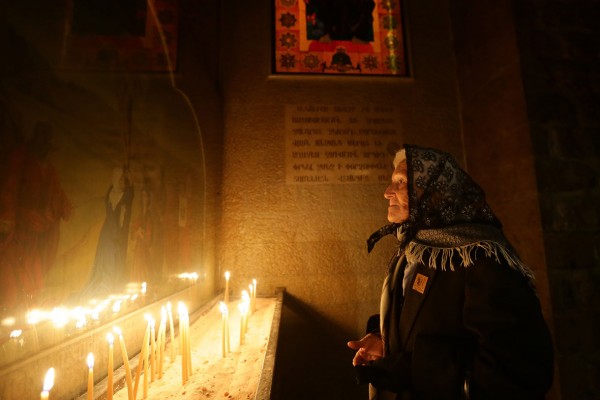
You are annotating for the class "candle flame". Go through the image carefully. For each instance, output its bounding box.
[253,278,257,285]
[241,290,250,302]
[225,271,230,280]
[87,352,94,368]
[112,300,122,313]
[50,307,69,328]
[43,367,55,391]
[238,301,249,315]
[167,302,172,312]
[106,332,114,345]
[178,272,199,280]
[161,306,167,321]
[113,326,122,336]
[27,309,45,325]
[141,282,147,294]
[9,329,22,339]
[219,302,228,315]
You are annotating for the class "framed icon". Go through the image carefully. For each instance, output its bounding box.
[274,0,408,76]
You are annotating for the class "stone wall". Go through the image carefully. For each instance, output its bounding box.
[513,1,600,398]
[449,1,559,397]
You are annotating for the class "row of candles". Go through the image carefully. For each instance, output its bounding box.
[4,274,202,355]
[35,272,257,399]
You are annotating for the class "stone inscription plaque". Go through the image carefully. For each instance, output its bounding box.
[285,104,400,184]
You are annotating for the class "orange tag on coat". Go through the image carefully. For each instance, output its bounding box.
[412,273,428,294]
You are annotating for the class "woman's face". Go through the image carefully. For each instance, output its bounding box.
[384,161,409,223]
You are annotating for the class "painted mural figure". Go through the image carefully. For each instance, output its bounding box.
[80,166,133,299]
[306,0,376,43]
[0,121,72,309]
[130,162,166,285]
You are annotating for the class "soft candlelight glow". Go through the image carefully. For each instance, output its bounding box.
[41,367,55,400]
[112,300,122,313]
[27,309,45,325]
[107,332,114,400]
[178,272,199,281]
[86,353,94,400]
[9,329,22,339]
[141,282,147,294]
[224,271,231,303]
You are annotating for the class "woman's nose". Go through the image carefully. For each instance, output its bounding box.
[384,185,394,198]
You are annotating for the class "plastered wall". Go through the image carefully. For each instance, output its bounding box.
[218,0,465,337]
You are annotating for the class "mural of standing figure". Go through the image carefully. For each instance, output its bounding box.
[80,166,133,299]
[0,121,72,309]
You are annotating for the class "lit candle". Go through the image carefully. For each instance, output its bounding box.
[133,316,150,399]
[241,290,250,334]
[107,332,114,400]
[224,271,231,303]
[252,279,257,312]
[86,353,94,400]
[219,302,228,357]
[158,307,166,378]
[178,302,188,384]
[248,284,254,315]
[186,308,191,376]
[114,327,133,400]
[150,318,156,382]
[167,302,176,363]
[238,300,248,345]
[143,330,149,399]
[40,367,54,400]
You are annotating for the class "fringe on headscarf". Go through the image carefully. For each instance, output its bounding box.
[404,240,536,286]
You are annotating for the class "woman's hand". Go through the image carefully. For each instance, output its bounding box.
[347,333,384,366]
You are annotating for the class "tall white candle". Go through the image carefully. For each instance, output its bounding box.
[178,302,188,385]
[158,307,167,378]
[114,327,133,400]
[224,271,231,303]
[252,279,257,312]
[219,302,229,357]
[134,315,151,399]
[86,353,94,400]
[167,302,176,363]
[107,332,114,400]
[40,367,54,400]
[150,318,156,382]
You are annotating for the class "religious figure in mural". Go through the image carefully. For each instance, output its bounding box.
[305,0,376,43]
[130,161,167,284]
[80,166,134,299]
[0,121,72,309]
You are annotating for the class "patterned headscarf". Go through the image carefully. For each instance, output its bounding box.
[368,144,500,252]
[367,144,534,283]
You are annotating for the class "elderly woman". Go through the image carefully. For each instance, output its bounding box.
[348,145,554,399]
